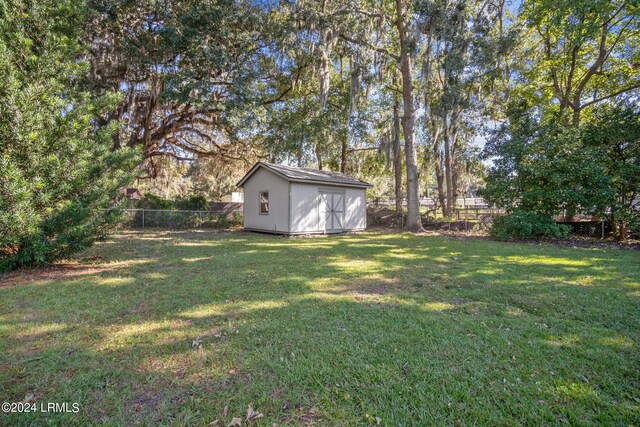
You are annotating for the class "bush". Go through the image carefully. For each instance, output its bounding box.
[136,194,175,210]
[0,1,139,272]
[491,211,570,240]
[134,194,209,211]
[230,212,243,227]
[175,194,208,211]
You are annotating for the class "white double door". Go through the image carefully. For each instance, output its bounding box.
[319,191,344,233]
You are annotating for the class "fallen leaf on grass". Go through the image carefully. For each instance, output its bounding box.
[223,406,229,416]
[246,404,264,421]
[192,338,202,348]
[22,393,37,404]
[227,417,242,426]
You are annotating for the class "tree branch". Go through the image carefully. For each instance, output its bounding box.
[261,62,310,105]
[330,8,392,21]
[581,81,640,109]
[339,33,399,61]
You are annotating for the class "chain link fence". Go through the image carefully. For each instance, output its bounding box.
[425,211,613,239]
[556,220,611,239]
[119,207,619,240]
[368,201,622,240]
[120,209,242,229]
[367,204,504,233]
[421,207,505,234]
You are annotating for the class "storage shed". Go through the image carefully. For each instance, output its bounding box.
[237,162,372,235]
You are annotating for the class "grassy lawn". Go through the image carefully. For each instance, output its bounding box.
[1,231,639,425]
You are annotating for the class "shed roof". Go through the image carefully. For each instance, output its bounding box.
[237,162,373,189]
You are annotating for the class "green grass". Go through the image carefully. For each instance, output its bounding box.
[1,230,639,425]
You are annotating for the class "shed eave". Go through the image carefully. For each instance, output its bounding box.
[236,162,291,188]
[237,162,373,189]
[287,179,373,188]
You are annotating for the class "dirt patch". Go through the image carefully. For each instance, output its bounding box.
[0,263,110,288]
[129,392,164,410]
[367,207,404,228]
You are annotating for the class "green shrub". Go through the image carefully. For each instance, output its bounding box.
[136,194,175,210]
[230,212,243,227]
[491,211,570,240]
[135,194,208,211]
[216,214,230,229]
[0,0,139,272]
[175,194,208,211]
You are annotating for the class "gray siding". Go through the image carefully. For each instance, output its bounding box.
[290,183,367,233]
[343,187,367,230]
[290,182,319,233]
[243,167,290,233]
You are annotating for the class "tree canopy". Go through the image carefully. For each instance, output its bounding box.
[1,0,639,269]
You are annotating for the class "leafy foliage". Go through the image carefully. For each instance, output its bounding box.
[520,0,640,126]
[483,101,613,216]
[83,0,296,176]
[480,0,640,241]
[0,0,139,272]
[2,0,637,246]
[136,194,177,210]
[135,193,208,211]
[483,99,640,240]
[582,104,640,239]
[175,195,208,211]
[490,210,570,240]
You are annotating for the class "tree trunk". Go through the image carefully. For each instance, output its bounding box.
[316,145,323,170]
[443,112,454,217]
[340,118,348,173]
[393,92,403,215]
[297,133,304,167]
[450,109,461,211]
[613,210,627,241]
[395,0,423,232]
[572,104,581,127]
[430,121,446,216]
[617,222,627,241]
[435,160,446,216]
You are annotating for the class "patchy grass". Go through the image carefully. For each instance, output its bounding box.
[1,230,639,425]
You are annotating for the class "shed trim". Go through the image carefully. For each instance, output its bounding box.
[237,162,373,189]
[287,181,292,232]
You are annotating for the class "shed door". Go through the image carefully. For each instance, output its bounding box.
[319,191,344,233]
